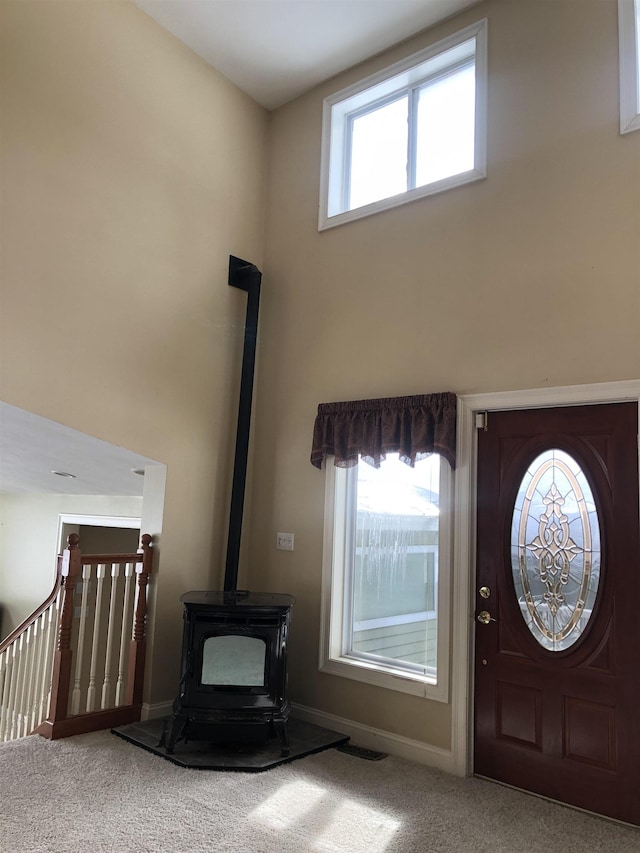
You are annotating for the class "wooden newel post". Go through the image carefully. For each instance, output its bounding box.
[37,534,82,738]
[126,534,153,708]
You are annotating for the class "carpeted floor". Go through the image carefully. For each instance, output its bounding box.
[1,729,639,853]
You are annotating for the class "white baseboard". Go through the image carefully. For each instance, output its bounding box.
[141,700,173,720]
[292,702,455,774]
[141,698,455,774]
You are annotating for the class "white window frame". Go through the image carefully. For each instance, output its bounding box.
[319,19,488,231]
[619,0,640,133]
[319,458,452,702]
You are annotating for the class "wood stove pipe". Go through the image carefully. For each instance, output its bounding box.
[224,255,262,591]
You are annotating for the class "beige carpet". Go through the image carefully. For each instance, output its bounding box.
[1,730,639,853]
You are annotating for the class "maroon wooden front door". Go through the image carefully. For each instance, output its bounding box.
[474,403,640,825]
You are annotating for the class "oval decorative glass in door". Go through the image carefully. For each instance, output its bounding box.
[510,449,601,651]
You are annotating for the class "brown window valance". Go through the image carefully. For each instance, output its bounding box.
[310,392,457,470]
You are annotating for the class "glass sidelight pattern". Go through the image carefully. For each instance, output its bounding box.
[511,449,601,651]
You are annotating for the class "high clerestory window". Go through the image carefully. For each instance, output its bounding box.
[311,393,457,700]
[319,19,488,230]
[619,0,640,133]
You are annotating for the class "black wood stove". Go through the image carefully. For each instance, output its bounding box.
[166,590,294,755]
[166,257,295,757]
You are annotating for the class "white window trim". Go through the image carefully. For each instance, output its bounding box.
[319,19,488,231]
[619,0,640,133]
[319,459,452,702]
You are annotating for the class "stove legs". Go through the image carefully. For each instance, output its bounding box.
[161,714,188,754]
[273,719,290,756]
[160,712,291,757]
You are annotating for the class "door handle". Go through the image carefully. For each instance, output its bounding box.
[476,610,496,625]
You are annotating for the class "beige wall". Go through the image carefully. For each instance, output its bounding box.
[250,0,640,750]
[0,494,142,637]
[0,0,269,701]
[75,525,140,555]
[1,0,638,753]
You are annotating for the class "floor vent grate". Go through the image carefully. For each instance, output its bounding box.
[336,744,387,761]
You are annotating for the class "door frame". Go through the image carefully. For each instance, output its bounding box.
[451,380,640,777]
[57,513,142,554]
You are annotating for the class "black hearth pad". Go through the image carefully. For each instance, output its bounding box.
[112,716,349,771]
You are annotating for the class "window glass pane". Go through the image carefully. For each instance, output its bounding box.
[619,0,640,133]
[415,63,475,187]
[636,0,640,106]
[350,453,440,670]
[348,95,408,210]
[511,449,601,652]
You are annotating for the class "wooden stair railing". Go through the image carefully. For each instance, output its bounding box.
[0,533,154,742]
[0,565,64,741]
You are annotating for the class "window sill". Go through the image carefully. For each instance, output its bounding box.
[319,169,486,231]
[320,655,448,702]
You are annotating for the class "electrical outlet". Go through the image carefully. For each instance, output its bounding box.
[276,532,294,551]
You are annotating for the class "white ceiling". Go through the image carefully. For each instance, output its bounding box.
[0,403,161,497]
[132,0,480,110]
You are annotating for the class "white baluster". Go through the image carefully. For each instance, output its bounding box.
[0,647,12,741]
[101,562,121,709]
[7,636,22,740]
[28,622,44,734]
[0,650,5,738]
[25,616,41,735]
[38,598,58,725]
[86,564,106,712]
[22,625,37,737]
[15,630,31,738]
[71,565,92,715]
[35,615,48,730]
[3,645,16,742]
[115,562,135,706]
[28,617,42,732]
[29,613,47,732]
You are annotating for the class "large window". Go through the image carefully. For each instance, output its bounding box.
[319,19,488,230]
[320,453,452,700]
[619,0,640,133]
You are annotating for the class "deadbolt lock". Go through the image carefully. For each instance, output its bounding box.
[476,610,496,625]
[479,586,491,599]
